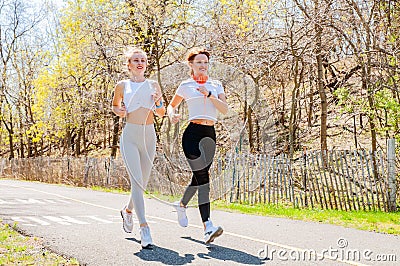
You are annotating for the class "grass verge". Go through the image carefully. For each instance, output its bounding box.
[212,200,400,235]
[0,222,79,265]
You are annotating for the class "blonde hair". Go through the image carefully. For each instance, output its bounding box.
[124,47,147,69]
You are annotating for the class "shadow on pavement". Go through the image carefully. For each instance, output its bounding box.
[126,237,195,265]
[182,236,267,265]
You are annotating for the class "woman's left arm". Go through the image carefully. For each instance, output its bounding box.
[152,81,166,117]
[209,93,228,114]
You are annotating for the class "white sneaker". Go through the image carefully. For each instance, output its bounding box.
[173,201,188,227]
[120,207,133,233]
[140,226,153,248]
[204,220,223,244]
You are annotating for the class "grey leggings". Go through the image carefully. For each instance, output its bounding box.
[120,123,156,225]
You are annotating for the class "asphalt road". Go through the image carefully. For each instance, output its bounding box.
[0,179,399,265]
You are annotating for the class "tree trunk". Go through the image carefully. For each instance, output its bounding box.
[308,78,313,128]
[315,14,327,153]
[110,115,120,158]
[5,118,14,159]
[289,55,302,158]
[247,106,254,153]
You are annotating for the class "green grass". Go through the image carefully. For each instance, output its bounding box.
[212,200,400,235]
[0,222,79,265]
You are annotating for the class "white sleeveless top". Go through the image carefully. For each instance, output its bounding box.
[176,78,225,121]
[123,79,155,113]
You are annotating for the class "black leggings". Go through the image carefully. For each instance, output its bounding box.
[181,122,216,222]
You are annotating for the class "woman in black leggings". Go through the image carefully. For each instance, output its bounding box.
[167,47,228,244]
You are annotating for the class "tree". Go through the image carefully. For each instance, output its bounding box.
[209,0,286,153]
[0,0,47,158]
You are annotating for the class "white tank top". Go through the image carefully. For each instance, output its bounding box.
[176,78,225,121]
[123,79,155,113]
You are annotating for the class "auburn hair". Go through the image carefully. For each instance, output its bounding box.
[186,47,210,62]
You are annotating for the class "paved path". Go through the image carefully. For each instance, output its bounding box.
[0,179,398,265]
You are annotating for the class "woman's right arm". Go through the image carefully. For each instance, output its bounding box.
[167,94,183,124]
[112,81,127,118]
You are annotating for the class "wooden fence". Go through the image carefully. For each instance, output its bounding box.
[0,147,398,212]
[0,157,129,188]
[226,149,398,212]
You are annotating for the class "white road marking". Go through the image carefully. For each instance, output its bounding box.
[0,199,15,204]
[8,214,153,226]
[24,217,51,225]
[0,198,72,205]
[55,199,72,204]
[42,216,89,225]
[10,217,37,226]
[15,198,46,204]
[2,182,368,266]
[42,199,57,204]
[81,215,114,224]
[43,199,71,204]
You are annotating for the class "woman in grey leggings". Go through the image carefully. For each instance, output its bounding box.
[112,47,165,248]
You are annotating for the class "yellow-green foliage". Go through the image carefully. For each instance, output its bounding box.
[219,0,272,35]
[30,0,124,145]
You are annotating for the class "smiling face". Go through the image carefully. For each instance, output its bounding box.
[127,52,147,75]
[189,54,209,77]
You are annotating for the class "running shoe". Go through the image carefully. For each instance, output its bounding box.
[173,201,188,227]
[120,207,133,233]
[204,220,223,244]
[140,226,153,249]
